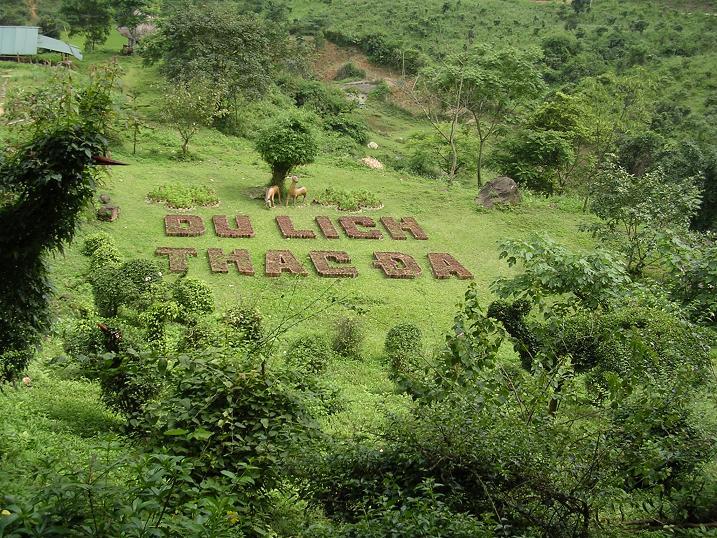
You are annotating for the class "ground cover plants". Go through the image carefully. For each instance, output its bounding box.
[312,187,382,211]
[0,0,716,536]
[147,183,219,209]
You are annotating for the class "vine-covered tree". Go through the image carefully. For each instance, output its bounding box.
[0,68,116,383]
[255,112,318,191]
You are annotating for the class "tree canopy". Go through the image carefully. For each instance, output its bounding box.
[255,111,318,188]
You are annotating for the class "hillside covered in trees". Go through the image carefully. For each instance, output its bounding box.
[0,0,716,536]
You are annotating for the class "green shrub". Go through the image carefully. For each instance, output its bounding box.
[146,184,219,209]
[332,317,364,359]
[62,317,106,360]
[285,334,334,375]
[140,301,181,353]
[550,306,713,390]
[369,81,390,102]
[60,319,148,380]
[91,259,163,317]
[609,386,714,494]
[172,277,214,319]
[313,187,381,211]
[281,78,352,117]
[224,305,264,345]
[324,112,369,144]
[96,350,164,421]
[0,349,33,385]
[0,453,242,536]
[88,242,123,274]
[385,324,423,379]
[333,62,367,81]
[177,316,224,353]
[80,231,115,257]
[336,483,490,537]
[141,353,317,489]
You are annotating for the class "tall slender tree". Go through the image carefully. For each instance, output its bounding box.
[426,46,545,186]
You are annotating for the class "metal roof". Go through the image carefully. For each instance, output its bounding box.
[0,26,83,60]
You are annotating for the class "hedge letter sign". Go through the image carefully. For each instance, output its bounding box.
[155,214,473,280]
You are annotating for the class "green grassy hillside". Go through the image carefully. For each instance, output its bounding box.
[1,3,715,534]
[290,0,716,113]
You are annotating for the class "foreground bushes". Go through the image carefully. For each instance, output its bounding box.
[140,353,317,490]
[1,453,248,537]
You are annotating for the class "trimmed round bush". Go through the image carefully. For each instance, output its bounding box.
[91,259,163,317]
[88,242,122,273]
[286,334,334,375]
[81,231,115,256]
[62,317,106,359]
[255,111,318,187]
[385,323,423,379]
[172,278,214,319]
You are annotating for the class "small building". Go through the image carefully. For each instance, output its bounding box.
[0,26,83,61]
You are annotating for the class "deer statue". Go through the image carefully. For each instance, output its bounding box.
[265,185,281,208]
[286,175,308,206]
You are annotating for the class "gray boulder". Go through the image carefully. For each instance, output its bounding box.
[476,176,521,208]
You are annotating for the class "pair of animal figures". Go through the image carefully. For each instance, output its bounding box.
[265,175,307,208]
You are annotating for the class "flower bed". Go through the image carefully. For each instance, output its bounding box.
[373,252,422,279]
[265,250,309,277]
[427,253,474,280]
[380,217,429,240]
[309,251,358,278]
[147,184,219,209]
[208,248,255,275]
[164,215,205,237]
[155,247,198,272]
[276,216,316,239]
[213,215,255,238]
[338,216,383,239]
[313,187,382,211]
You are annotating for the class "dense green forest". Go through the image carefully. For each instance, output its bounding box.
[1,0,716,536]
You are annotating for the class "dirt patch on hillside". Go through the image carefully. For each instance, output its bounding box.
[313,42,400,82]
[312,42,419,111]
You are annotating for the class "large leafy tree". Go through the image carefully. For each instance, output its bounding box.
[425,45,545,186]
[588,162,702,276]
[141,2,281,105]
[114,0,157,47]
[61,0,113,51]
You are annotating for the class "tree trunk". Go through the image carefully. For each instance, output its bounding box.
[448,139,458,185]
[271,165,291,196]
[476,139,485,187]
